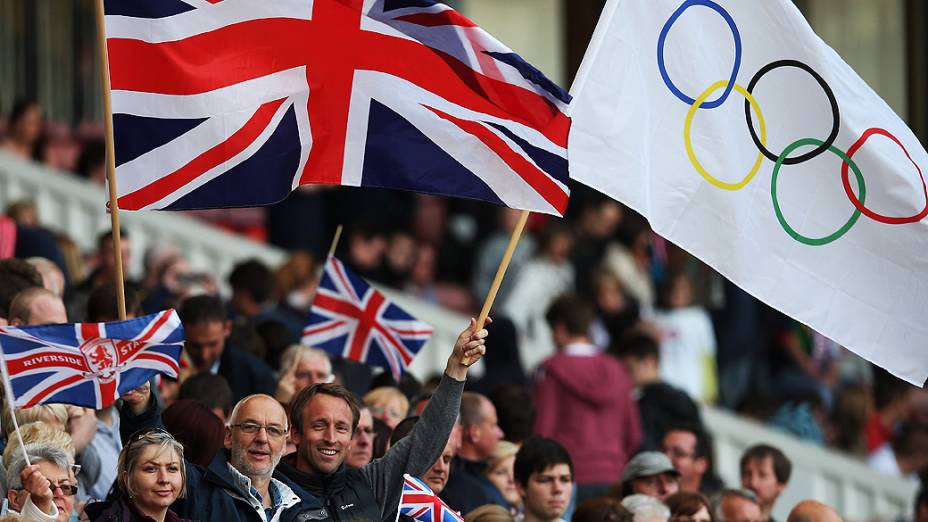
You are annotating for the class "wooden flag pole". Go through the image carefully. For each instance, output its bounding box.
[327,224,344,259]
[0,356,30,467]
[462,209,530,366]
[95,0,127,320]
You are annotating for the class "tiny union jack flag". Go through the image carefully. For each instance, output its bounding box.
[398,474,463,522]
[302,256,432,381]
[0,310,183,409]
[102,0,570,215]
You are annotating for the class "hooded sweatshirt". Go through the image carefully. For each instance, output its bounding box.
[533,343,642,485]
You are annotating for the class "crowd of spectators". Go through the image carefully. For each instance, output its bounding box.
[1,99,927,521]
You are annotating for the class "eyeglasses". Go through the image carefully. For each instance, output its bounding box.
[17,482,78,497]
[230,422,288,438]
[52,483,79,496]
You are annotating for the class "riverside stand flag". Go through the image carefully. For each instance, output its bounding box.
[569,0,928,384]
[102,0,571,215]
[0,310,183,409]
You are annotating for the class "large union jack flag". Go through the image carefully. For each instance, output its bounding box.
[399,474,463,522]
[302,256,432,381]
[103,0,571,215]
[0,310,183,409]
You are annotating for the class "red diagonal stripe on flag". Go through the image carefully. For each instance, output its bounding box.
[303,319,348,338]
[24,375,85,408]
[394,11,477,27]
[117,99,286,209]
[423,105,568,214]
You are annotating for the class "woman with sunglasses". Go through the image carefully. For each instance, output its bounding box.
[84,430,193,522]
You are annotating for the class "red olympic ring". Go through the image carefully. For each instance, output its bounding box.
[841,128,928,225]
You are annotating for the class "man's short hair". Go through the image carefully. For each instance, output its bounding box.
[609,331,660,361]
[228,259,274,304]
[86,282,141,322]
[711,489,759,521]
[290,383,361,435]
[544,293,594,336]
[389,416,419,446]
[179,373,234,417]
[666,422,712,460]
[8,287,59,325]
[514,436,573,487]
[0,259,43,318]
[96,228,128,251]
[460,392,489,428]
[740,444,791,484]
[178,294,226,326]
[6,443,71,490]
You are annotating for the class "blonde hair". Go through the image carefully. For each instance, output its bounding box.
[1,402,69,437]
[363,387,409,418]
[2,421,75,469]
[279,345,332,376]
[118,430,187,500]
[486,440,519,472]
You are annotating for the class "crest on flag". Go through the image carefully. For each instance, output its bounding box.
[398,474,463,522]
[103,0,571,215]
[302,256,432,381]
[81,338,126,382]
[0,310,183,409]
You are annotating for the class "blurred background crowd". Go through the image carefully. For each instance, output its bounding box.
[1,94,928,521]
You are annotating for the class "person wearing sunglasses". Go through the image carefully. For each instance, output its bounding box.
[5,443,76,522]
[84,430,191,522]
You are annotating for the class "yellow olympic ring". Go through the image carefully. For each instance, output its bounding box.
[684,80,767,191]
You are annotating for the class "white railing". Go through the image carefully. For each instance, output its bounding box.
[1,152,913,519]
[0,151,472,378]
[705,407,917,521]
[0,151,286,283]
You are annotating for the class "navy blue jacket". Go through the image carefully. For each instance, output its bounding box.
[173,450,326,522]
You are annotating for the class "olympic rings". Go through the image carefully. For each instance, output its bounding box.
[656,1,927,245]
[771,138,866,246]
[685,80,766,190]
[744,60,840,165]
[657,0,742,109]
[841,127,928,224]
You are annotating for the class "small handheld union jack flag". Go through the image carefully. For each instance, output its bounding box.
[0,310,183,409]
[398,474,463,522]
[302,256,432,381]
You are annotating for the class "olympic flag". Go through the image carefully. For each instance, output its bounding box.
[569,0,928,385]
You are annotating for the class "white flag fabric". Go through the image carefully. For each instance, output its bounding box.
[569,0,928,385]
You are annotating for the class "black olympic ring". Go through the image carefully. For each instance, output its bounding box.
[743,59,841,165]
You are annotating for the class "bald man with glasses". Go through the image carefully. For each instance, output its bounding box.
[121,388,326,522]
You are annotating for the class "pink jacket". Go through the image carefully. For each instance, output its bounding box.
[533,348,642,485]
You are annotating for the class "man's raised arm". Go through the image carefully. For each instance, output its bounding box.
[363,317,489,520]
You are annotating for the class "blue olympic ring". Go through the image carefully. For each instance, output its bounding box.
[657,0,742,109]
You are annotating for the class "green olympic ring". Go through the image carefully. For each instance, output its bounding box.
[771,138,866,246]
